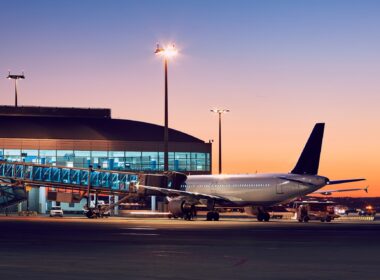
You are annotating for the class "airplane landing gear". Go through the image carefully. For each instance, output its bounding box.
[205,199,220,221]
[206,211,219,221]
[184,210,196,221]
[298,216,310,223]
[256,208,270,222]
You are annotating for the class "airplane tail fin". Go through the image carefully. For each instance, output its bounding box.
[291,123,325,175]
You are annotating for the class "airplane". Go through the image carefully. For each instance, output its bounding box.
[138,123,366,221]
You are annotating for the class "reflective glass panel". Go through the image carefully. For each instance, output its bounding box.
[4,149,21,156]
[109,151,124,157]
[125,151,141,170]
[22,150,38,156]
[142,152,159,171]
[74,151,91,157]
[40,150,56,157]
[3,149,21,162]
[39,150,56,165]
[92,151,108,157]
[22,149,39,163]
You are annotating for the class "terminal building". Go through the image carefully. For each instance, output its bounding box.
[0,106,212,213]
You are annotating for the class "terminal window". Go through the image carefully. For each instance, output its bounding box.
[0,149,210,172]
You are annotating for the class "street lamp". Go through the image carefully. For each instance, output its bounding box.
[7,71,25,107]
[210,108,230,174]
[155,44,178,171]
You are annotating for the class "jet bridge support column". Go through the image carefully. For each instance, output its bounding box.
[114,195,119,215]
[151,196,156,212]
[39,187,47,214]
[87,166,93,208]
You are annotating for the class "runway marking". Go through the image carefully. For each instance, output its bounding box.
[152,250,189,257]
[125,227,157,231]
[119,232,159,236]
[118,226,159,236]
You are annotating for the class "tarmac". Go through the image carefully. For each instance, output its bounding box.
[0,215,379,280]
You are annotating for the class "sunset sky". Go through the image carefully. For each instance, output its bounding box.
[0,0,379,196]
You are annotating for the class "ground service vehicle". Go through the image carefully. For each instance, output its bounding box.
[359,205,376,216]
[50,206,63,217]
[292,201,338,222]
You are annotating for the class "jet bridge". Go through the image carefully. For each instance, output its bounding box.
[0,161,142,209]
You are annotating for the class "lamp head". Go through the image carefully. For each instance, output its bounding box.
[155,43,178,58]
[210,108,230,114]
[155,44,164,54]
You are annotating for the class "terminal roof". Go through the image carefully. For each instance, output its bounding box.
[0,115,204,143]
[0,106,111,119]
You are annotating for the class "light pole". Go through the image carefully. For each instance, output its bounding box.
[155,44,178,171]
[7,71,25,107]
[210,109,230,174]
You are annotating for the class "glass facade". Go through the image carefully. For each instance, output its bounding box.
[0,149,210,172]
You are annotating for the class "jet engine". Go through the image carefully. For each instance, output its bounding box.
[168,198,195,220]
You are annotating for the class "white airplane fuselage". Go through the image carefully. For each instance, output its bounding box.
[184,173,328,207]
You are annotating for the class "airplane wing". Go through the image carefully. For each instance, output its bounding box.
[138,184,230,203]
[313,186,369,195]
